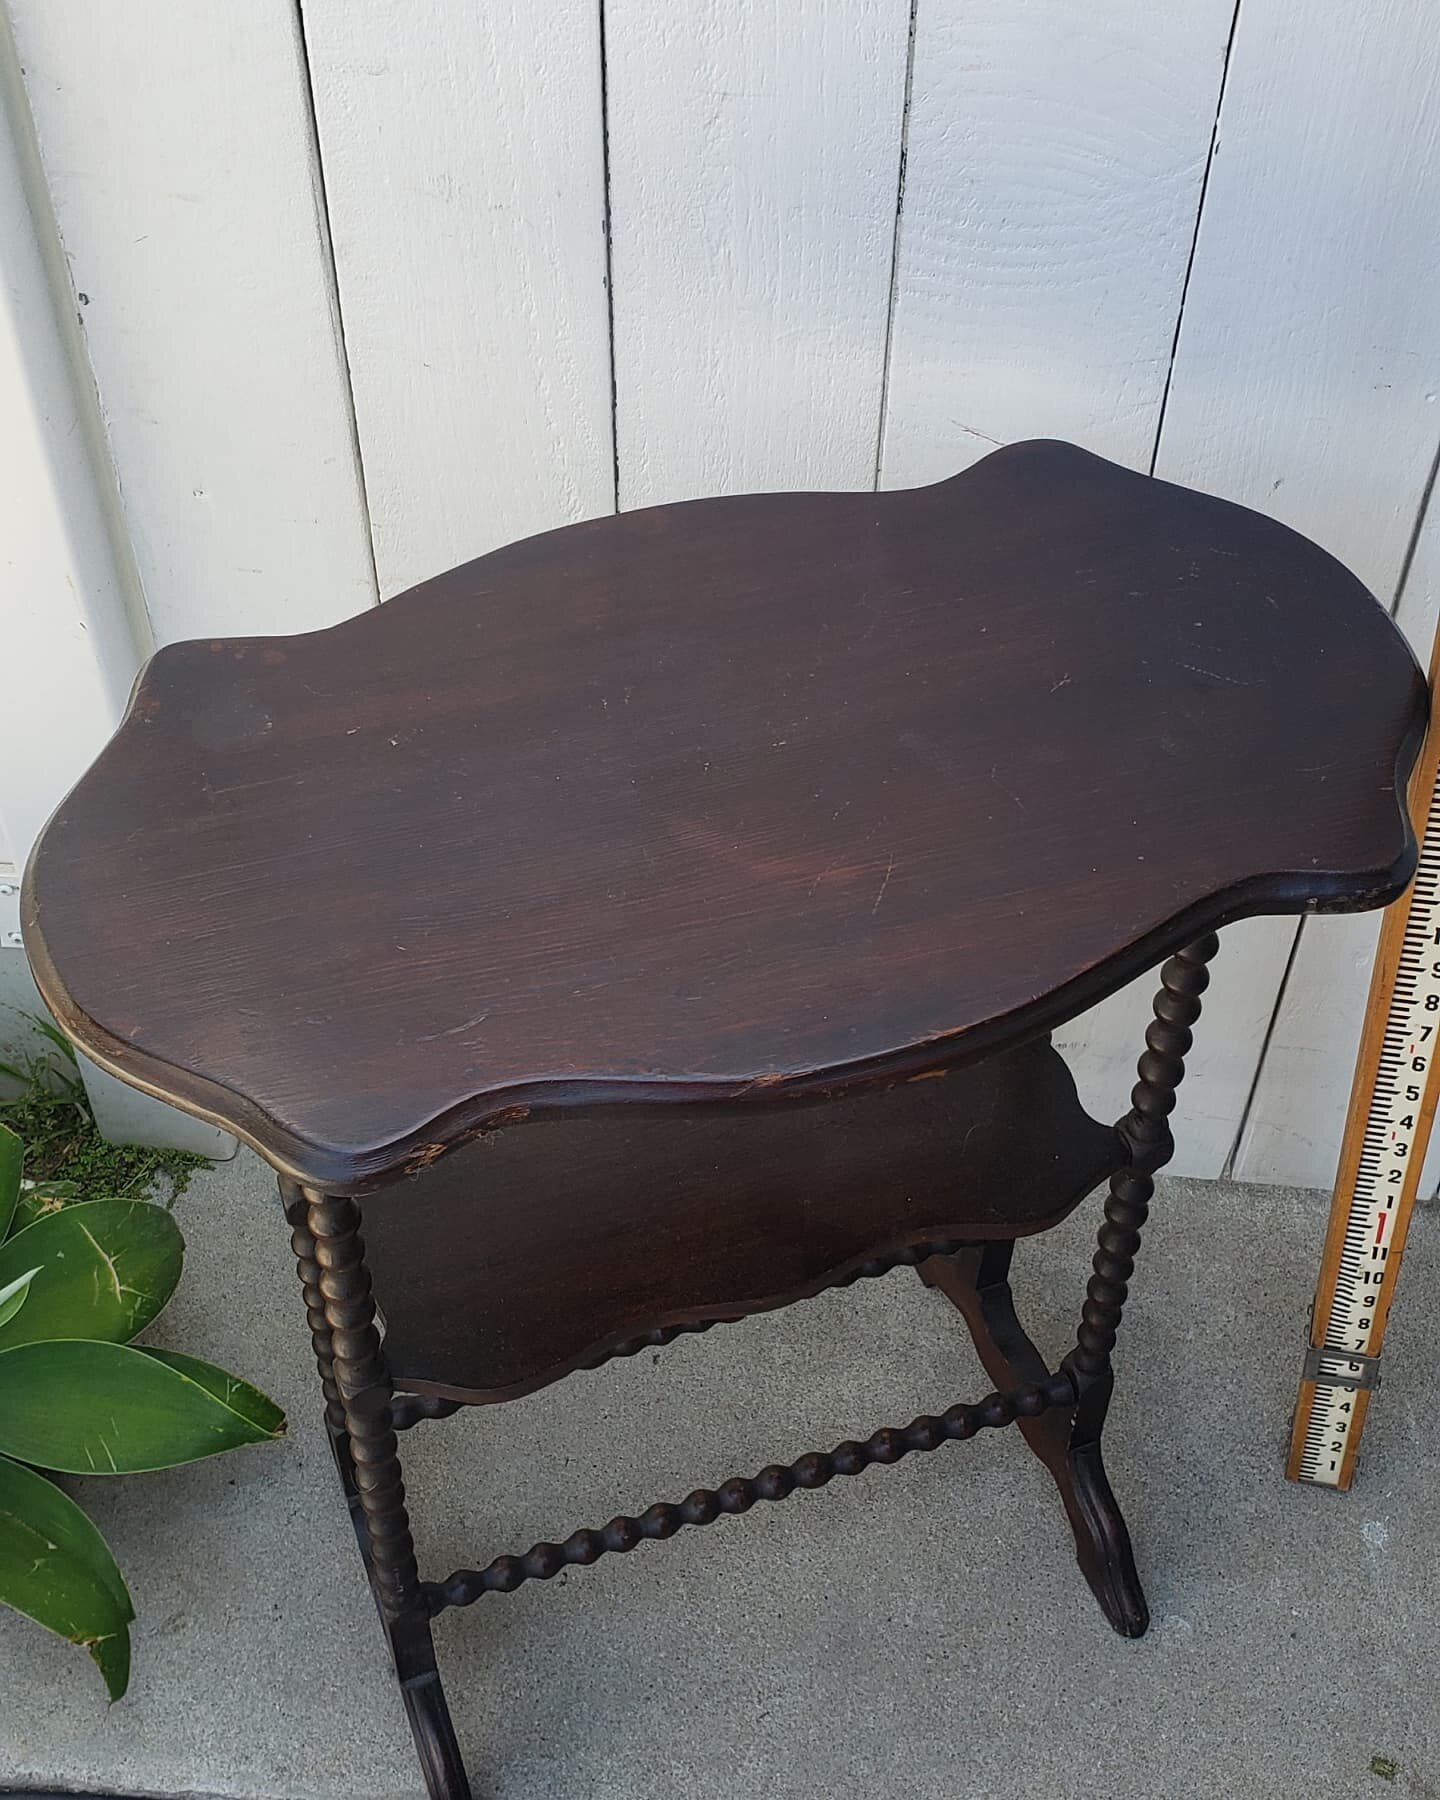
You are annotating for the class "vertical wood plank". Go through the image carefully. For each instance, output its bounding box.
[881,0,1236,490]
[1052,918,1290,1177]
[6,0,377,644]
[1235,500,1440,1191]
[0,10,142,856]
[1153,1,1440,605]
[0,12,140,855]
[881,0,1235,1171]
[606,0,912,509]
[1150,0,1440,1185]
[1,17,231,1153]
[301,0,613,598]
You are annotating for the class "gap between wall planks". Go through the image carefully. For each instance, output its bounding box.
[0,11,141,856]
[881,0,1241,1172]
[884,0,1440,1179]
[1,8,237,1157]
[605,0,913,510]
[1154,0,1440,1191]
[1237,485,1440,1196]
[881,0,1238,490]
[6,0,376,645]
[299,0,615,600]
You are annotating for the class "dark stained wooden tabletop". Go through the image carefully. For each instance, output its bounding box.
[22,441,1425,1189]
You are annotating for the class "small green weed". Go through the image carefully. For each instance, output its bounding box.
[0,1015,207,1201]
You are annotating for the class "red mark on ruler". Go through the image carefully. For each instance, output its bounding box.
[1375,1212,1388,1244]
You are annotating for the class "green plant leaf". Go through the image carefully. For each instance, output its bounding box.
[0,1340,286,1473]
[0,1016,206,1201]
[0,1266,40,1331]
[0,1123,20,1240]
[0,1199,183,1349]
[28,1013,81,1069]
[138,1348,288,1439]
[0,1453,133,1699]
[8,1179,84,1239]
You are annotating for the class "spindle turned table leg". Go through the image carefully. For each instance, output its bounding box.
[921,934,1218,1639]
[917,1241,1148,1636]
[284,1183,471,1800]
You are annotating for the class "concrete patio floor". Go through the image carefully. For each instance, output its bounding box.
[1,1148,1437,1800]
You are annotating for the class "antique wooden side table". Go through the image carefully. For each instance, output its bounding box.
[22,442,1425,1798]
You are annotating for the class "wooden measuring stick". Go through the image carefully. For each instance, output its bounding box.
[1288,627,1440,1488]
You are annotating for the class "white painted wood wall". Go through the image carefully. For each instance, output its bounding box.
[2,0,1438,1190]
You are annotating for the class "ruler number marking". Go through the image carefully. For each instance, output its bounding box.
[1294,758,1440,1484]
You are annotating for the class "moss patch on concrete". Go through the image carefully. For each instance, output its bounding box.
[0,1017,207,1201]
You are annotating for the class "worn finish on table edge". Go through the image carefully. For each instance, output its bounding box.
[22,848,1417,1195]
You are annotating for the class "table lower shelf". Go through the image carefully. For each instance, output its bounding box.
[361,1034,1125,1403]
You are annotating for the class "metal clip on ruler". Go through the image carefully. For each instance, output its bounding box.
[1288,635,1440,1488]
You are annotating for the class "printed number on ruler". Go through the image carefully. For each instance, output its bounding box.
[1295,777,1440,1485]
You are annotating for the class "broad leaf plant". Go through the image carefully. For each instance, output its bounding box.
[0,1120,284,1697]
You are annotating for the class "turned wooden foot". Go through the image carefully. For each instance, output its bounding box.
[919,1243,1148,1638]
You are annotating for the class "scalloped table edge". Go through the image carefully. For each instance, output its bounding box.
[22,817,1420,1193]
